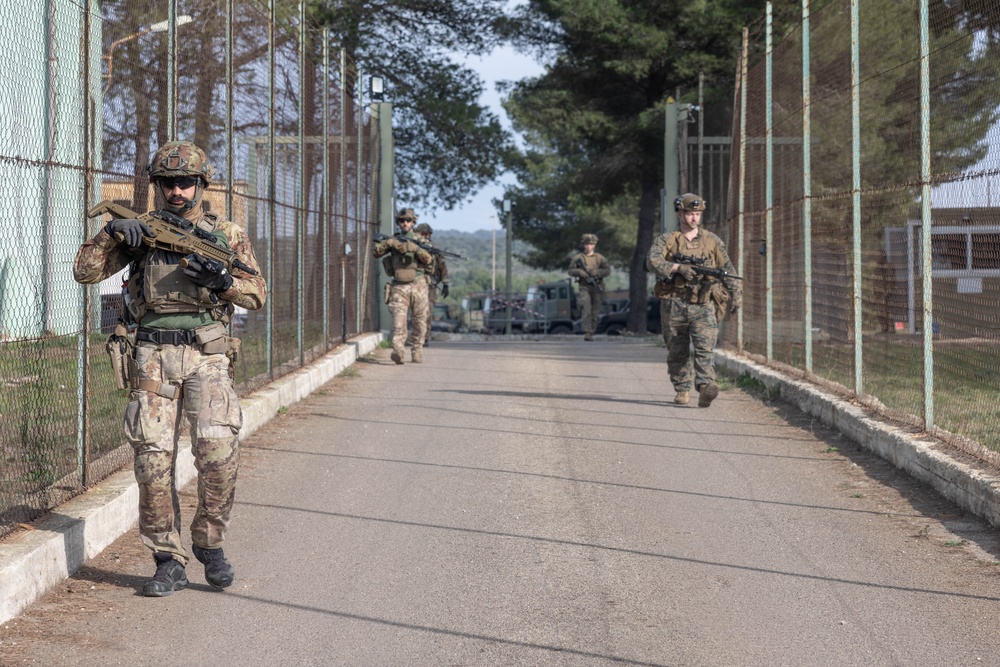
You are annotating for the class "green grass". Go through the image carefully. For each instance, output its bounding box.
[735,336,1000,452]
[338,366,361,378]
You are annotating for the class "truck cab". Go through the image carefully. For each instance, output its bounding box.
[523,279,579,335]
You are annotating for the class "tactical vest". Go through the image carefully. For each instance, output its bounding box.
[652,231,723,304]
[384,233,425,283]
[125,217,234,325]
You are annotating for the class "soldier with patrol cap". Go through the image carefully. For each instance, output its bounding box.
[373,208,434,363]
[568,233,611,341]
[73,141,267,596]
[415,222,449,347]
[647,193,741,407]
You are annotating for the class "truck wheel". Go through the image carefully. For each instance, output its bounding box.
[605,323,625,336]
[548,324,572,335]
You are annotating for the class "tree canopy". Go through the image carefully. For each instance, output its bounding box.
[499,0,765,331]
[313,0,511,211]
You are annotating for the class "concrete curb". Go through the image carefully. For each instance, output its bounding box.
[715,350,1000,530]
[0,333,383,626]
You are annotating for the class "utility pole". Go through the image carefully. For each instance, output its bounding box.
[503,199,513,335]
[370,76,394,332]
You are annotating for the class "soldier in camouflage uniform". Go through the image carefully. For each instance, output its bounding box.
[415,223,449,347]
[568,233,611,341]
[647,193,741,408]
[373,208,433,364]
[73,141,267,596]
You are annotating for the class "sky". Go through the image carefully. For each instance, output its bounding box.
[425,45,545,234]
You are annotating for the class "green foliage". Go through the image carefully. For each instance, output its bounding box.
[310,0,511,210]
[498,0,765,332]
[429,229,629,305]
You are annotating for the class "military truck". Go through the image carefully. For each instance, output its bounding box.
[522,279,580,335]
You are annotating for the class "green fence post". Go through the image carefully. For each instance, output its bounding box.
[765,2,773,360]
[851,0,863,395]
[802,0,813,374]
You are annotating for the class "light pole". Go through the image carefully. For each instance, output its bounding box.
[490,214,497,292]
[102,16,193,94]
[503,199,513,335]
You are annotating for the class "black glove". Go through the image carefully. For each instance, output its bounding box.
[106,219,153,249]
[441,284,450,298]
[182,253,233,292]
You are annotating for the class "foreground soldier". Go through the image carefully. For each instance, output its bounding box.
[568,233,611,341]
[415,222,449,346]
[373,208,433,364]
[73,141,267,596]
[647,193,741,407]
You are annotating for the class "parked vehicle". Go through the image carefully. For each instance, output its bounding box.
[431,303,460,333]
[522,280,580,335]
[597,297,662,335]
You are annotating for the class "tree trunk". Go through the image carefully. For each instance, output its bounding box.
[627,170,658,333]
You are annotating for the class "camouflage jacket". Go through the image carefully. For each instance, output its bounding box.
[73,208,268,313]
[647,229,741,301]
[372,230,434,277]
[568,252,611,286]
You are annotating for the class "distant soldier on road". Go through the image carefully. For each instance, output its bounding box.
[73,141,267,596]
[647,193,741,407]
[568,233,611,341]
[415,222,449,347]
[373,208,434,364]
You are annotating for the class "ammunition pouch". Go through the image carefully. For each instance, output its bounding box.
[653,280,674,299]
[709,282,731,321]
[393,267,417,284]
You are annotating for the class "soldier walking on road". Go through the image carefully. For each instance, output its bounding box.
[647,193,741,408]
[73,141,267,596]
[415,222,449,347]
[373,208,434,364]
[568,233,611,341]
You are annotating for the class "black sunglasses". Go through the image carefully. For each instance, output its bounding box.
[159,175,200,189]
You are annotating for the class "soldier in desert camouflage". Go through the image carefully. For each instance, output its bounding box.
[73,141,267,597]
[373,208,433,364]
[415,222,449,347]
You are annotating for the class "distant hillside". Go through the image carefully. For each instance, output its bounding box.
[429,229,629,302]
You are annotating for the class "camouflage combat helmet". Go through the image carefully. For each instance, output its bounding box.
[580,233,598,246]
[674,193,706,212]
[415,223,432,235]
[148,141,215,184]
[395,208,418,225]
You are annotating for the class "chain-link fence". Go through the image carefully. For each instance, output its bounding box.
[0,1,382,539]
[724,0,1000,461]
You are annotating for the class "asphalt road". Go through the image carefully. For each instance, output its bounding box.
[3,339,1000,666]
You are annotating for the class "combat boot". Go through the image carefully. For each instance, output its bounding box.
[412,348,423,363]
[698,382,719,408]
[192,544,235,589]
[142,552,188,597]
[674,391,690,405]
[391,349,404,365]
[584,333,593,341]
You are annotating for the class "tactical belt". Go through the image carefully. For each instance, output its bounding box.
[133,378,183,400]
[136,326,198,346]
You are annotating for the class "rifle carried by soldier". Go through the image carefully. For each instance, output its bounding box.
[575,256,604,293]
[672,253,742,281]
[372,232,465,260]
[88,200,259,276]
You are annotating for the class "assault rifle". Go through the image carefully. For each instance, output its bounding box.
[87,200,259,276]
[575,257,603,293]
[372,232,465,259]
[672,253,742,281]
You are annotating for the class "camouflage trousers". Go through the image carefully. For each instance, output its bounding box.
[424,280,438,344]
[125,341,243,565]
[389,279,428,353]
[578,285,602,335]
[660,297,719,392]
